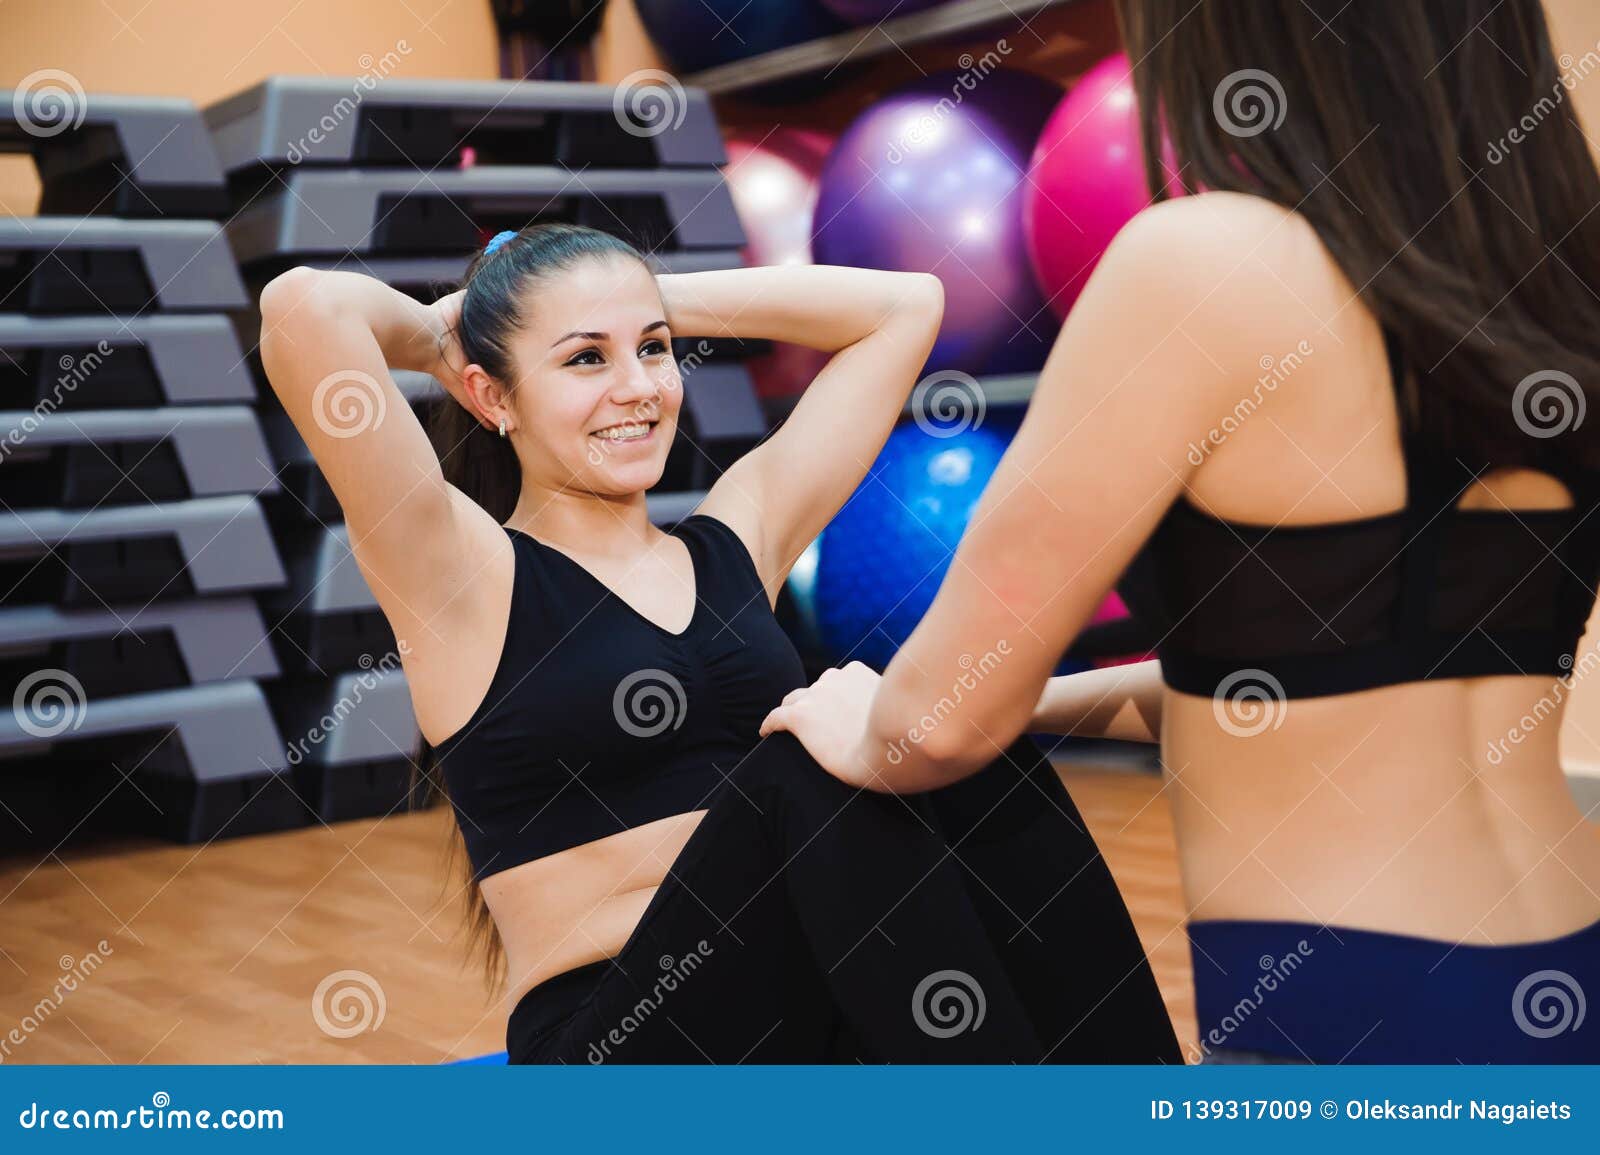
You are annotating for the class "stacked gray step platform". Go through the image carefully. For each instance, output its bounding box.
[0,93,298,847]
[0,89,230,218]
[204,76,772,822]
[0,315,255,409]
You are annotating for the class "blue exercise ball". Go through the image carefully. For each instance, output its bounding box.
[635,0,843,74]
[815,416,1092,675]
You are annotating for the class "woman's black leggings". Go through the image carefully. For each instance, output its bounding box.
[506,732,1180,1064]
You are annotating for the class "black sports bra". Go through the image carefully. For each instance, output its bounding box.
[1117,337,1600,700]
[432,514,807,880]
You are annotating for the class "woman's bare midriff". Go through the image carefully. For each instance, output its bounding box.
[480,810,708,1004]
[1165,674,1600,945]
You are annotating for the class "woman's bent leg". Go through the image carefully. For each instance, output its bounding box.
[525,733,1047,1063]
[921,735,1182,1063]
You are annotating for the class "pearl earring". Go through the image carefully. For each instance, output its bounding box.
[498,417,507,439]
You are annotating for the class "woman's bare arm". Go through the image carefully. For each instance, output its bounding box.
[1029,661,1163,743]
[655,265,943,598]
[258,270,507,739]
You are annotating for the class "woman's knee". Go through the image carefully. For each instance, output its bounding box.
[723,732,863,826]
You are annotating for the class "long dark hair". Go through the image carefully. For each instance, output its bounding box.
[416,222,648,985]
[1117,0,1600,474]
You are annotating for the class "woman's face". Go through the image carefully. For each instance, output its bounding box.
[502,255,683,498]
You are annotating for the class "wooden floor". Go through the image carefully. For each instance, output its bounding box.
[0,766,1195,1064]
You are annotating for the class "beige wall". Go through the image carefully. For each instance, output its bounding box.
[0,0,498,214]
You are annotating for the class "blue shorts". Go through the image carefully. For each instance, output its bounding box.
[1188,915,1599,1063]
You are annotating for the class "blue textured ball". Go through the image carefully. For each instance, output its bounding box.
[814,416,1093,676]
[816,422,1008,671]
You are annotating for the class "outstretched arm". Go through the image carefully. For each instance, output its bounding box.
[1029,661,1163,743]
[762,198,1298,789]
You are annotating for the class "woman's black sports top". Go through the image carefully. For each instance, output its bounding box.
[433,514,807,880]
[1117,335,1600,700]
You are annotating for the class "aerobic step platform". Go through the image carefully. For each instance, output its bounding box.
[204,77,726,181]
[0,679,301,845]
[0,218,247,314]
[268,523,395,673]
[0,406,277,507]
[0,597,278,700]
[0,90,229,217]
[271,665,420,822]
[0,314,254,409]
[225,166,744,267]
[0,495,285,605]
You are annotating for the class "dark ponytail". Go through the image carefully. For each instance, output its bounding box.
[426,222,650,522]
[418,222,648,987]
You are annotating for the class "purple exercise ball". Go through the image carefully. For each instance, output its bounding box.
[812,68,1062,374]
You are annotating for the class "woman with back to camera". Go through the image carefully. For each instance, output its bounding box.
[764,0,1600,1063]
[258,224,1180,1063]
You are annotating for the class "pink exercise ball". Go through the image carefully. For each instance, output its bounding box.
[1023,54,1155,319]
[723,127,835,400]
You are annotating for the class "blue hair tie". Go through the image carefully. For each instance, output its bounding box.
[483,229,518,256]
